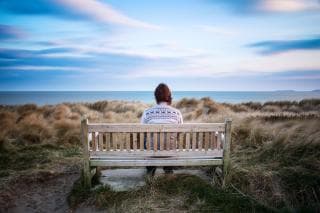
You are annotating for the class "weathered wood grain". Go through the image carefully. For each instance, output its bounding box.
[88,123,225,133]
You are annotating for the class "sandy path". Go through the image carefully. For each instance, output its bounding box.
[1,167,80,213]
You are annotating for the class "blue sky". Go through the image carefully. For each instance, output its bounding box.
[0,0,320,91]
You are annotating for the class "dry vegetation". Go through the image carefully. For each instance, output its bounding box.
[0,101,149,149]
[69,174,269,212]
[230,118,320,211]
[0,98,320,212]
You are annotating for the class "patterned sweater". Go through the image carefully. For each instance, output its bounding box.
[140,102,183,124]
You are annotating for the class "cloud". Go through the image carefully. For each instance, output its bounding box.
[37,47,77,55]
[0,46,163,75]
[2,66,90,72]
[1,48,319,91]
[214,0,320,14]
[125,49,320,79]
[0,47,76,59]
[0,0,160,30]
[271,70,320,80]
[248,36,320,54]
[258,0,320,12]
[57,0,161,30]
[0,24,26,40]
[0,48,93,68]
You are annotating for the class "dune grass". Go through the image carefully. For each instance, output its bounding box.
[0,98,320,211]
[230,118,320,211]
[0,142,82,180]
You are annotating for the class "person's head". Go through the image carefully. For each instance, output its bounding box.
[154,83,172,105]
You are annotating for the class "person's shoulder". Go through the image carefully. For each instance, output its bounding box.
[166,105,182,115]
[143,105,158,114]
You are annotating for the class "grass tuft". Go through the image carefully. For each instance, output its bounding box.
[69,174,271,212]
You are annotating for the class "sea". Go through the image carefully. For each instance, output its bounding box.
[0,91,320,106]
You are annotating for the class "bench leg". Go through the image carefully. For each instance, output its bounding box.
[222,169,226,188]
[222,119,232,188]
[91,166,102,184]
[82,159,91,188]
[212,166,223,187]
[81,117,91,188]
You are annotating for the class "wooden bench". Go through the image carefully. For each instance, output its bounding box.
[81,118,232,188]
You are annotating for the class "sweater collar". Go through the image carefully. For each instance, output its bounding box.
[158,102,169,106]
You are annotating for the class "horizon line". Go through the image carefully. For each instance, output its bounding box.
[0,90,320,92]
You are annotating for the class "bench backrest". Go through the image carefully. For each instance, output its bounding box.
[81,120,232,158]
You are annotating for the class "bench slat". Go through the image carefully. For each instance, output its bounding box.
[88,123,225,133]
[198,132,203,150]
[217,132,222,150]
[204,132,209,151]
[173,133,178,150]
[98,133,103,151]
[192,132,196,151]
[139,133,144,151]
[91,156,222,160]
[90,158,223,167]
[211,132,215,150]
[153,133,157,152]
[132,133,137,151]
[166,133,170,151]
[146,133,150,150]
[185,133,190,150]
[118,133,121,150]
[105,133,110,151]
[178,133,183,150]
[91,150,222,157]
[159,132,164,151]
[112,133,117,150]
[125,133,130,150]
[92,132,96,151]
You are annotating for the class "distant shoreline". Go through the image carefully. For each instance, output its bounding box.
[1,91,320,106]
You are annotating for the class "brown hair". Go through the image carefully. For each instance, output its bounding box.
[154,83,172,105]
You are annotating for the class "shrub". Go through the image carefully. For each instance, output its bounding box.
[243,102,262,111]
[299,99,320,111]
[87,101,109,112]
[261,105,281,113]
[176,98,199,109]
[223,103,249,112]
[201,97,219,114]
[54,120,80,145]
[17,113,52,144]
[16,104,38,115]
[52,104,72,120]
[0,111,17,136]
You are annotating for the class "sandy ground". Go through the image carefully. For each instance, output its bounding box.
[0,165,80,213]
[100,168,211,191]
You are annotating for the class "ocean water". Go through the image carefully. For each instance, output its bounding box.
[0,91,320,105]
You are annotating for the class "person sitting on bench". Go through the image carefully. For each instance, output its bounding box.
[140,83,183,175]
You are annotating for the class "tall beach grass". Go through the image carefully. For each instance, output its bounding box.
[0,98,319,211]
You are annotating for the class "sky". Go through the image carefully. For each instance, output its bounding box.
[0,0,320,91]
